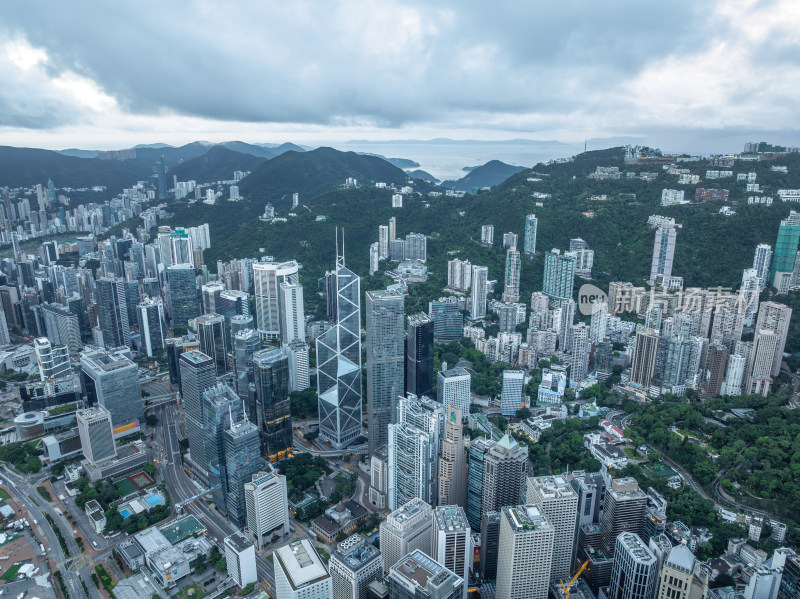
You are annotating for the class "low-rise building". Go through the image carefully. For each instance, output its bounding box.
[85,499,106,534]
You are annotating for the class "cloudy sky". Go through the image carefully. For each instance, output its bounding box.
[2,0,799,152]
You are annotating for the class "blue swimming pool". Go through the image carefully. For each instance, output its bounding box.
[145,493,164,507]
[120,509,131,519]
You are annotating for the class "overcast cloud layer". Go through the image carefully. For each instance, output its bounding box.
[1,0,799,151]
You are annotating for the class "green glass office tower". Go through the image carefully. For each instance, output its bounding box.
[771,211,800,290]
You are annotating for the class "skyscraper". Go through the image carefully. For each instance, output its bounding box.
[179,350,216,480]
[40,303,82,353]
[76,406,116,464]
[96,277,127,348]
[196,313,229,377]
[245,469,290,549]
[388,419,438,510]
[502,247,521,303]
[387,550,463,599]
[523,214,538,255]
[285,340,310,393]
[136,297,166,358]
[656,543,705,599]
[466,436,495,530]
[252,347,292,462]
[405,313,434,397]
[34,337,71,381]
[433,506,471,599]
[279,280,305,344]
[543,249,576,302]
[224,417,261,525]
[481,224,494,245]
[500,370,524,417]
[771,211,800,290]
[437,368,471,418]
[706,343,728,397]
[608,533,658,599]
[224,532,257,588]
[366,289,405,456]
[253,261,300,341]
[601,478,648,559]
[157,155,168,200]
[167,264,200,329]
[753,301,792,377]
[470,266,489,320]
[496,505,555,599]
[80,348,143,428]
[630,330,660,390]
[317,236,363,449]
[429,299,463,341]
[438,407,467,508]
[571,322,590,384]
[481,434,527,521]
[447,259,472,292]
[480,511,500,580]
[649,226,677,285]
[526,475,579,582]
[329,534,382,599]
[202,383,243,514]
[274,540,332,599]
[379,497,434,574]
[752,243,773,289]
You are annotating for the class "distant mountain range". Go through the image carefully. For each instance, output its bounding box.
[169,146,268,183]
[238,147,409,209]
[442,160,526,191]
[406,169,439,183]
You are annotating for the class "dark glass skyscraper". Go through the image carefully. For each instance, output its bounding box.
[180,350,216,481]
[197,313,228,376]
[224,418,261,525]
[157,155,168,200]
[167,264,200,329]
[253,347,292,462]
[405,313,434,397]
[202,383,243,515]
[96,277,127,348]
[366,289,405,456]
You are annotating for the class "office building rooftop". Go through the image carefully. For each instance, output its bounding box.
[434,505,469,532]
[276,540,329,590]
[506,505,553,532]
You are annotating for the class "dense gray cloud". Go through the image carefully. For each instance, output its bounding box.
[1,0,799,146]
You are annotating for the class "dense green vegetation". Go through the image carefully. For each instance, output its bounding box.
[433,339,509,397]
[290,388,319,419]
[276,453,331,502]
[625,389,800,519]
[0,441,43,473]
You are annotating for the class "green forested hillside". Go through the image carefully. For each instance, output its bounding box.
[169,146,267,184]
[442,159,525,191]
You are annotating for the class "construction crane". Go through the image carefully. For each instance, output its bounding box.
[560,560,589,599]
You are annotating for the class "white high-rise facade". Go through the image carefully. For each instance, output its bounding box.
[503,247,521,303]
[470,266,488,320]
[278,280,305,344]
[245,469,290,549]
[433,506,471,599]
[496,505,554,599]
[274,539,332,599]
[752,243,773,289]
[525,475,579,582]
[500,370,524,417]
[253,260,300,341]
[447,259,472,292]
[722,353,746,396]
[369,242,379,275]
[570,322,590,384]
[224,532,257,588]
[590,301,609,343]
[481,224,494,245]
[378,225,390,259]
[523,214,537,255]
[329,534,382,599]
[437,368,471,417]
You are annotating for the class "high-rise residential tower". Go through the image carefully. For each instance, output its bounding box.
[543,249,576,302]
[649,226,677,285]
[502,247,522,303]
[470,266,489,320]
[523,214,538,255]
[771,211,800,290]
